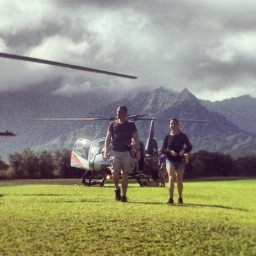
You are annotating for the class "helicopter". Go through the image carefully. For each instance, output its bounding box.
[70,117,159,187]
[26,115,159,186]
[0,130,16,136]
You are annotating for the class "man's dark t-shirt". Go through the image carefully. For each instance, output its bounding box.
[108,120,137,151]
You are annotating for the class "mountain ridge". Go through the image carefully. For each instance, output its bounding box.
[34,87,256,159]
[1,86,256,160]
[201,94,256,135]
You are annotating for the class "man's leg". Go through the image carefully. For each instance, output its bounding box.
[121,172,128,197]
[120,152,133,202]
[113,171,120,189]
[111,153,122,201]
[113,171,121,200]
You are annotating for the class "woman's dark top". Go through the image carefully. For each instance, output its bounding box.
[162,132,192,162]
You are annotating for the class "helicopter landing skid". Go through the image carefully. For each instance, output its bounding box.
[131,171,151,187]
[80,170,110,187]
[80,169,151,187]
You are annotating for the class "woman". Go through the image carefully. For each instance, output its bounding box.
[161,118,192,205]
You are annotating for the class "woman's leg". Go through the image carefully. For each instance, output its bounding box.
[166,165,176,199]
[176,169,184,202]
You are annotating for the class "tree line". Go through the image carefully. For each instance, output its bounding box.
[0,149,83,180]
[185,150,256,178]
[0,149,255,179]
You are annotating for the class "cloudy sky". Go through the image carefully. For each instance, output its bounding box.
[1,0,256,101]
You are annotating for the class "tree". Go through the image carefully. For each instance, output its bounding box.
[235,155,256,176]
[186,151,235,178]
[186,151,209,178]
[9,152,26,178]
[0,157,8,170]
[38,151,55,178]
[9,149,40,178]
[54,150,72,178]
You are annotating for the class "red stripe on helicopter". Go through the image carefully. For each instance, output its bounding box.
[71,153,85,169]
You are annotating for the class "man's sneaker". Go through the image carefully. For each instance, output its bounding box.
[115,189,121,201]
[121,196,127,202]
[167,197,174,205]
[178,197,183,205]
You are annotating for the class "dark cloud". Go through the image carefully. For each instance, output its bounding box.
[54,0,136,9]
[1,0,256,101]
[2,23,62,52]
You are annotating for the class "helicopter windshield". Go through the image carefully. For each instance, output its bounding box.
[73,138,92,159]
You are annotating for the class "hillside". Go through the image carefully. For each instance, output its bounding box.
[202,95,256,135]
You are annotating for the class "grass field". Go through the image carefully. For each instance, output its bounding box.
[0,179,256,256]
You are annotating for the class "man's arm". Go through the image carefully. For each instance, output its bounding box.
[103,131,112,160]
[132,131,141,160]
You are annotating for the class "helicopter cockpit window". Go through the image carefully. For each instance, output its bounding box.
[73,139,91,159]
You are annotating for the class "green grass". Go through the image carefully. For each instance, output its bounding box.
[0,179,256,256]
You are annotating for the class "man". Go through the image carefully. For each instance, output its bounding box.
[103,106,141,202]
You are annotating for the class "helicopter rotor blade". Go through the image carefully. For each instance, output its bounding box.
[0,131,16,136]
[126,114,147,121]
[135,117,208,122]
[27,115,148,122]
[27,116,207,122]
[177,119,207,122]
[27,117,116,121]
[0,52,137,79]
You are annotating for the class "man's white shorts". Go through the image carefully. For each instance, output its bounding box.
[110,150,135,174]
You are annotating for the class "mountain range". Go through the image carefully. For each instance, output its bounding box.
[1,86,256,161]
[201,95,256,135]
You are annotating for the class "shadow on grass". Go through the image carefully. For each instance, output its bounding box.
[21,194,72,196]
[0,194,3,204]
[129,201,249,211]
[184,203,249,212]
[49,199,104,203]
[1,193,249,211]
